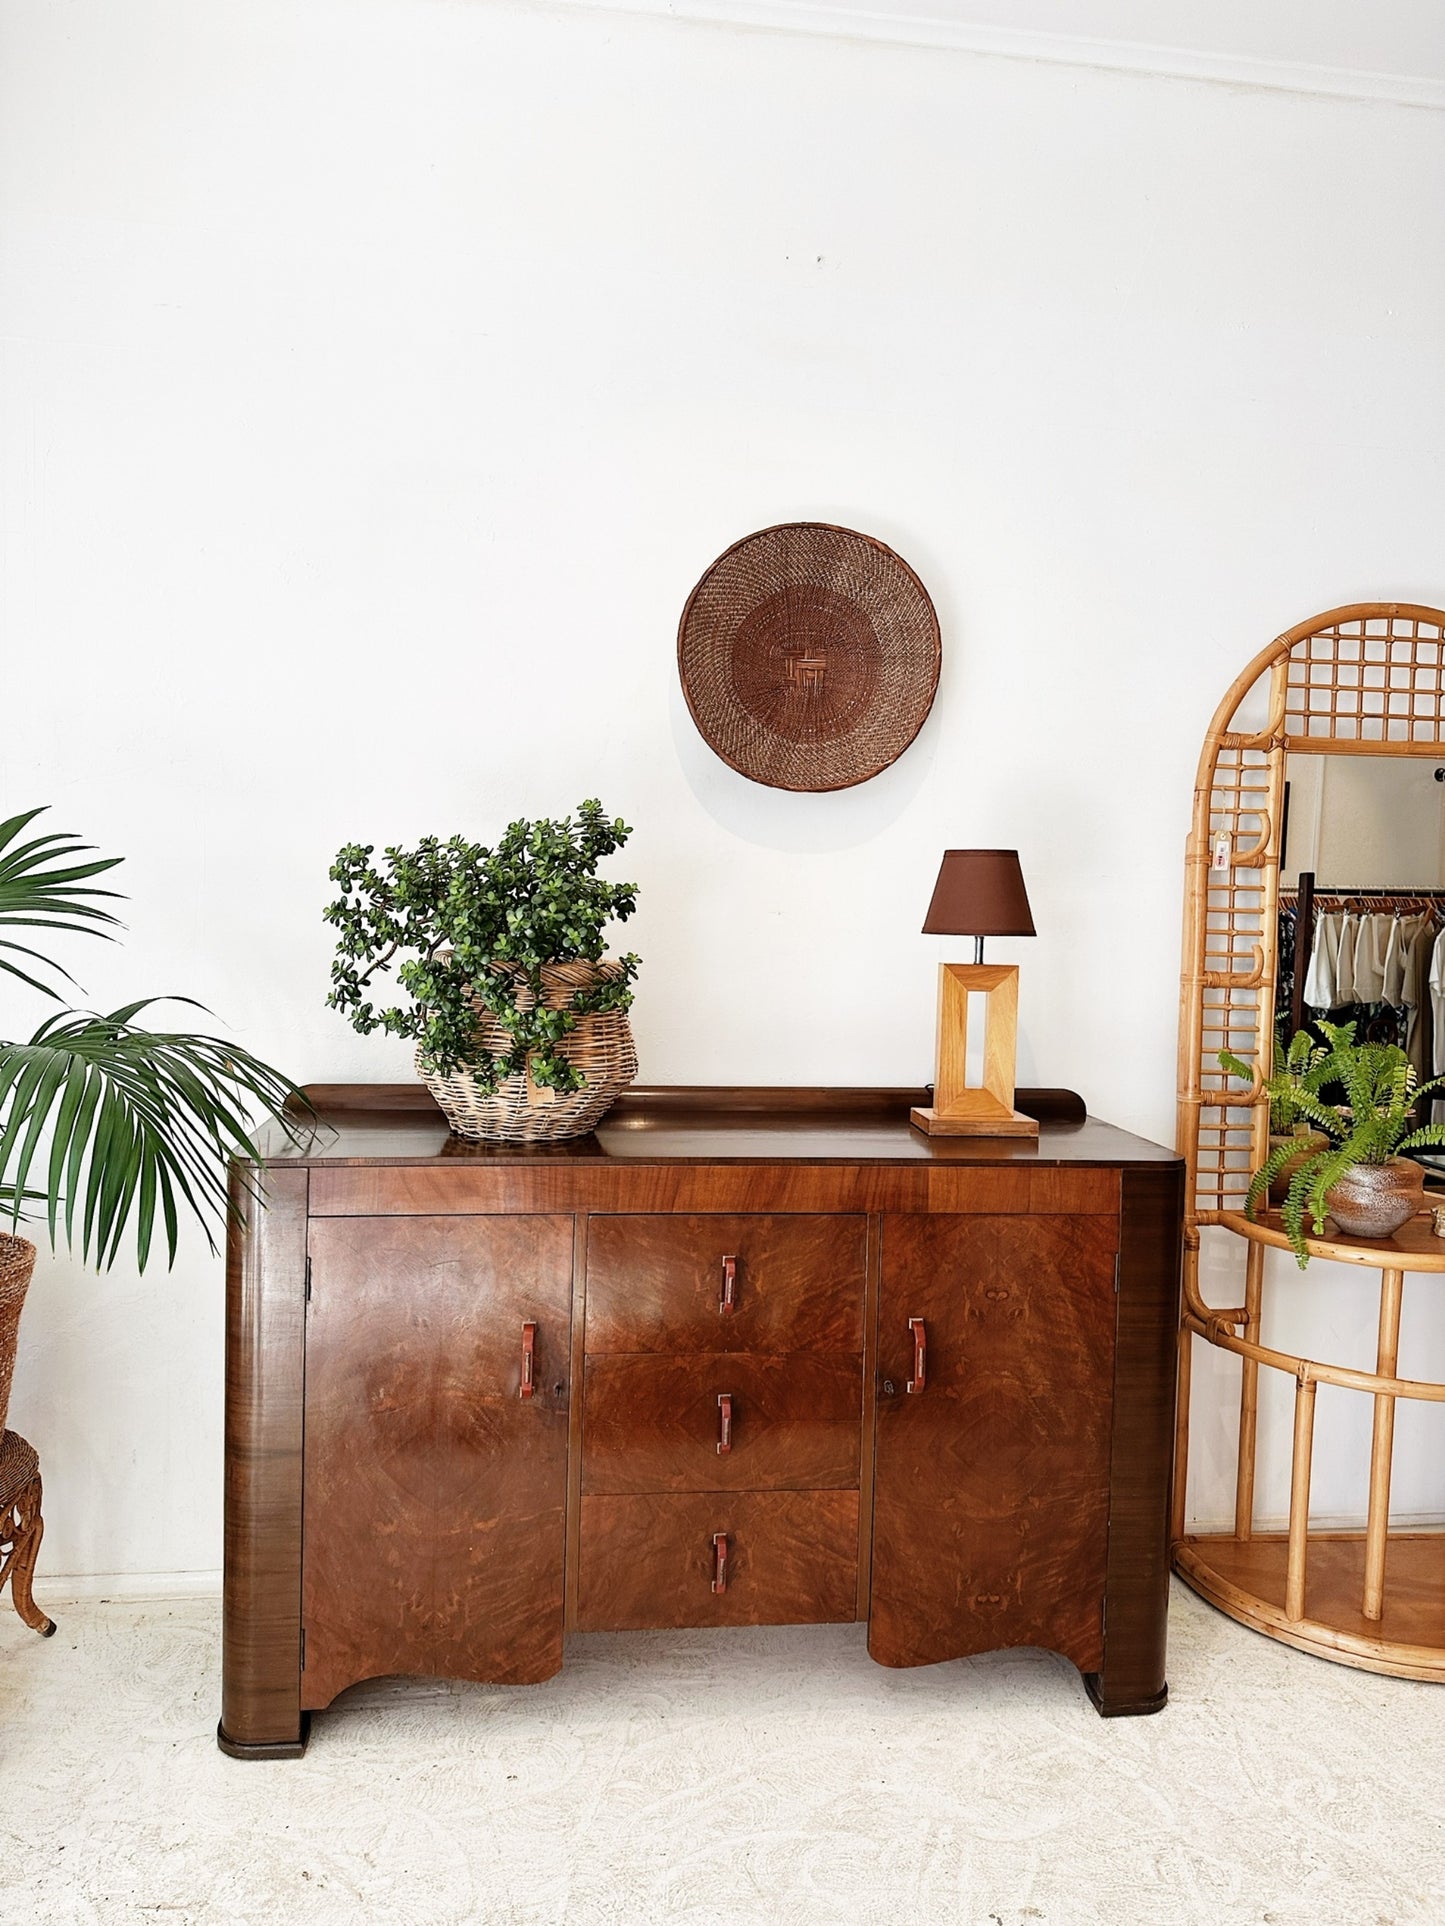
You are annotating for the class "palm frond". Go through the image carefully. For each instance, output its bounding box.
[0,807,125,999]
[0,1000,304,1270]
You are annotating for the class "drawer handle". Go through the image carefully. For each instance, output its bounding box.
[907,1317,927,1394]
[719,1254,738,1316]
[711,1531,729,1594]
[520,1320,537,1400]
[716,1392,733,1455]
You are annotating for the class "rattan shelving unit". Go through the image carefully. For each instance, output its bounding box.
[1174,602,1445,1678]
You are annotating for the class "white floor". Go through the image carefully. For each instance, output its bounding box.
[2,1580,1440,1926]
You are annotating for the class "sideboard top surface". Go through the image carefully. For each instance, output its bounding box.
[248,1085,1181,1170]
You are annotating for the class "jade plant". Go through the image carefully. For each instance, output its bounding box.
[0,808,302,1269]
[325,799,639,1093]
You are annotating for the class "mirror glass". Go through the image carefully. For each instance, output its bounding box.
[1282,754,1445,889]
[1279,752,1445,1126]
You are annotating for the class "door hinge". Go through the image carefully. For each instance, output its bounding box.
[1113,1252,1121,1293]
[305,1254,312,1303]
[300,1626,307,1671]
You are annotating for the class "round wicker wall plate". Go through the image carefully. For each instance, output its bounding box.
[677,522,941,792]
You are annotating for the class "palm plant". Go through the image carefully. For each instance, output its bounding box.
[0,808,302,1270]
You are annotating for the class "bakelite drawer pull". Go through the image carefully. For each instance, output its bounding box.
[520,1320,537,1399]
[719,1254,738,1315]
[711,1531,729,1594]
[907,1317,927,1394]
[717,1392,733,1454]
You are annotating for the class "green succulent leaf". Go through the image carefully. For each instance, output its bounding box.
[325,800,640,1092]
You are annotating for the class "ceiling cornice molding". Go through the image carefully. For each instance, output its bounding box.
[552,0,1445,111]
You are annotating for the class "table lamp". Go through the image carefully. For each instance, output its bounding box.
[909,849,1039,1138]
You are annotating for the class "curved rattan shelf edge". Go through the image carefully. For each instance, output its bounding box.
[1217,1207,1445,1273]
[1174,1538,1445,1682]
[1181,1306,1445,1403]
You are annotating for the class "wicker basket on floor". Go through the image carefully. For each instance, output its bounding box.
[0,1235,37,1437]
[419,959,638,1144]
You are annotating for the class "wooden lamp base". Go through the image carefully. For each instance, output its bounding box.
[910,963,1039,1139]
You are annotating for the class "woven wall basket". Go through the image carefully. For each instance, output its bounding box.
[419,959,638,1144]
[0,1235,37,1437]
[677,522,941,791]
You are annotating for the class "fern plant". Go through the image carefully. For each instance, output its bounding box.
[1275,1037,1445,1265]
[1219,1021,1354,1219]
[0,808,302,1270]
[1221,1022,1353,1134]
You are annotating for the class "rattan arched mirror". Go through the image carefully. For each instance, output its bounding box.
[1174,601,1445,1680]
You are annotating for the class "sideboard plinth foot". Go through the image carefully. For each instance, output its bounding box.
[1083,1673,1168,1718]
[216,1714,310,1760]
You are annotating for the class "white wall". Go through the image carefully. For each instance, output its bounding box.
[2,0,1443,1583]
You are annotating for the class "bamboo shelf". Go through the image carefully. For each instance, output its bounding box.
[1175,1534,1445,1681]
[1173,603,1445,1681]
[1180,1209,1445,1678]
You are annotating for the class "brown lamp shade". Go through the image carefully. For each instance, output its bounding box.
[922,850,1035,937]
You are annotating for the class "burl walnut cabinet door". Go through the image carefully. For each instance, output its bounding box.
[869,1211,1118,1673]
[302,1214,572,1709]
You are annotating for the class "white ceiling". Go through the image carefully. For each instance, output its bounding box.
[562,0,1445,106]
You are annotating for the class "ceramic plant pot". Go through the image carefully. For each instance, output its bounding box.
[1268,1129,1332,1204]
[419,958,638,1144]
[0,1234,37,1436]
[1324,1158,1425,1241]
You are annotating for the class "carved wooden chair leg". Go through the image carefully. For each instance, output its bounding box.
[0,1434,56,1638]
[6,1473,56,1636]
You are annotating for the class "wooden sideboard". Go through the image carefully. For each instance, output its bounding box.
[220,1085,1183,1757]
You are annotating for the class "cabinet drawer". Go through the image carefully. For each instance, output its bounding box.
[577,1490,859,1630]
[585,1214,865,1354]
[582,1353,862,1494]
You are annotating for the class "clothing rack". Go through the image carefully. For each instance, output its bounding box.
[1279,886,1445,910]
[1280,874,1445,1035]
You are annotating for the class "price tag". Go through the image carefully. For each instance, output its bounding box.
[1211,832,1232,873]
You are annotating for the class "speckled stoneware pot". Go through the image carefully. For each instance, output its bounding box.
[1325,1159,1424,1240]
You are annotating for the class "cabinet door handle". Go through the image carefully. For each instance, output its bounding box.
[907,1317,927,1394]
[716,1392,733,1454]
[711,1531,729,1594]
[719,1254,738,1316]
[520,1320,537,1399]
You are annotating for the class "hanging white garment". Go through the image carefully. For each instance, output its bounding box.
[1382,914,1413,1008]
[1304,910,1343,1010]
[1353,912,1393,1005]
[1334,913,1359,1006]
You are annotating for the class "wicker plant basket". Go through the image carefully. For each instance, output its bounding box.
[0,1235,37,1437]
[420,959,638,1144]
